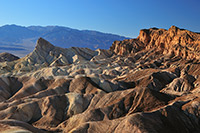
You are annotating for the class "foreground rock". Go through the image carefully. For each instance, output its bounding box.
[0,26,199,132]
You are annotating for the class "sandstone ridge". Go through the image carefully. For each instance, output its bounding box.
[111,26,200,60]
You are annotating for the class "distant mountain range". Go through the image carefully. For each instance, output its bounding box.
[0,24,128,57]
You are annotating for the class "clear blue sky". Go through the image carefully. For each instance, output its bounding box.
[0,0,199,37]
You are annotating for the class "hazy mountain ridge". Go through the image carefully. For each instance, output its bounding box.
[0,24,128,57]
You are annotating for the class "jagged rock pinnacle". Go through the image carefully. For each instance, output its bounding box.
[35,37,55,51]
[169,25,180,33]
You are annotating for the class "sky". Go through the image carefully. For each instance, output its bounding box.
[0,0,199,38]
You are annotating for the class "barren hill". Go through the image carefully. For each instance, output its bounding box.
[0,26,199,133]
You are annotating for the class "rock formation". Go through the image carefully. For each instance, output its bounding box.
[0,26,199,132]
[111,26,200,59]
[0,52,19,62]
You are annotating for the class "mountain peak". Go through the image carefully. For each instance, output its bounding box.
[35,37,55,51]
[169,25,180,32]
[169,25,179,29]
[0,25,128,57]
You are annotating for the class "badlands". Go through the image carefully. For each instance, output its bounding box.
[0,26,199,133]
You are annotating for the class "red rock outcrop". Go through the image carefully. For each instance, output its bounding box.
[111,26,200,60]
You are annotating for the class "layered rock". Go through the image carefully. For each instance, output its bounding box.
[0,52,19,62]
[0,26,199,132]
[14,38,98,71]
[111,26,200,60]
[0,38,113,74]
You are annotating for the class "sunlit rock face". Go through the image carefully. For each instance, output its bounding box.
[111,26,200,59]
[0,26,200,132]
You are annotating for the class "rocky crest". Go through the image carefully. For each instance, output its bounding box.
[0,26,199,132]
[0,38,112,74]
[0,24,128,57]
[111,26,200,60]
[0,52,19,62]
